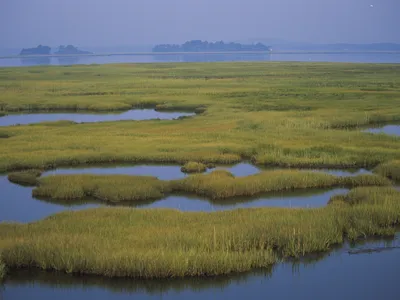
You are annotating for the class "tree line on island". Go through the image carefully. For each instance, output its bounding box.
[153,40,271,52]
[19,45,92,56]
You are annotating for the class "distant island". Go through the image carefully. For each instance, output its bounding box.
[20,45,51,56]
[19,45,92,56]
[153,40,271,52]
[54,45,92,55]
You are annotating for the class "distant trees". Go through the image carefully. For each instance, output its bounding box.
[54,45,92,55]
[19,45,93,56]
[153,40,271,52]
[20,45,51,55]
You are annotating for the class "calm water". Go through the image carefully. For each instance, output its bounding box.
[1,52,400,67]
[364,125,400,137]
[138,188,348,211]
[0,176,100,223]
[41,163,372,179]
[0,172,348,223]
[2,233,399,300]
[0,163,378,223]
[0,109,194,127]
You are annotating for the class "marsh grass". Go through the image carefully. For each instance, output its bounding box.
[33,174,171,203]
[171,170,391,200]
[32,170,392,203]
[0,255,5,281]
[1,63,400,172]
[181,162,207,173]
[8,169,43,186]
[373,160,400,181]
[0,186,399,278]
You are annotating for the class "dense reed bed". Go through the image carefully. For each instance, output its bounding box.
[181,162,208,173]
[0,186,399,278]
[33,174,171,203]
[171,170,391,199]
[7,169,43,186]
[0,256,5,281]
[373,160,400,181]
[0,62,399,172]
[30,170,392,203]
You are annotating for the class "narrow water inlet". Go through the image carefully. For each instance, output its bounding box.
[0,163,382,223]
[363,124,400,137]
[41,162,373,179]
[0,109,195,126]
[0,168,348,223]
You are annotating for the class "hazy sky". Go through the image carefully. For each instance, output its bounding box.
[1,0,399,48]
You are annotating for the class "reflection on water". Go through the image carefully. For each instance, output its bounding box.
[0,162,375,223]
[56,56,82,65]
[0,176,100,223]
[0,109,195,126]
[2,233,399,300]
[1,52,400,67]
[19,56,51,66]
[138,188,348,210]
[364,125,400,137]
[0,167,348,223]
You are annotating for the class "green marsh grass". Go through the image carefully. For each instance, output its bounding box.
[171,170,391,200]
[181,162,207,173]
[373,160,400,181]
[0,62,400,172]
[32,170,392,203]
[0,186,399,278]
[0,255,5,281]
[8,169,43,186]
[33,174,171,203]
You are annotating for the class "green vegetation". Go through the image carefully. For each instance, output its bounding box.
[8,169,43,186]
[32,170,392,203]
[0,186,399,278]
[374,160,400,181]
[170,170,390,199]
[0,256,5,281]
[33,175,171,203]
[181,161,208,173]
[0,62,399,172]
[0,62,399,279]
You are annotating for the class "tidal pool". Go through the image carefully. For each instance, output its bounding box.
[2,233,399,300]
[0,109,195,126]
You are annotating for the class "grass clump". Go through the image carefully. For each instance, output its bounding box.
[33,174,170,203]
[8,169,43,186]
[181,162,207,173]
[171,170,391,200]
[0,255,5,281]
[373,160,400,181]
[336,186,400,206]
[31,170,392,203]
[0,186,399,279]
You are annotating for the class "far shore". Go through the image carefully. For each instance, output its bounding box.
[1,50,400,59]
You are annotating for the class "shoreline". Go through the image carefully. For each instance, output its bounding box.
[2,50,400,60]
